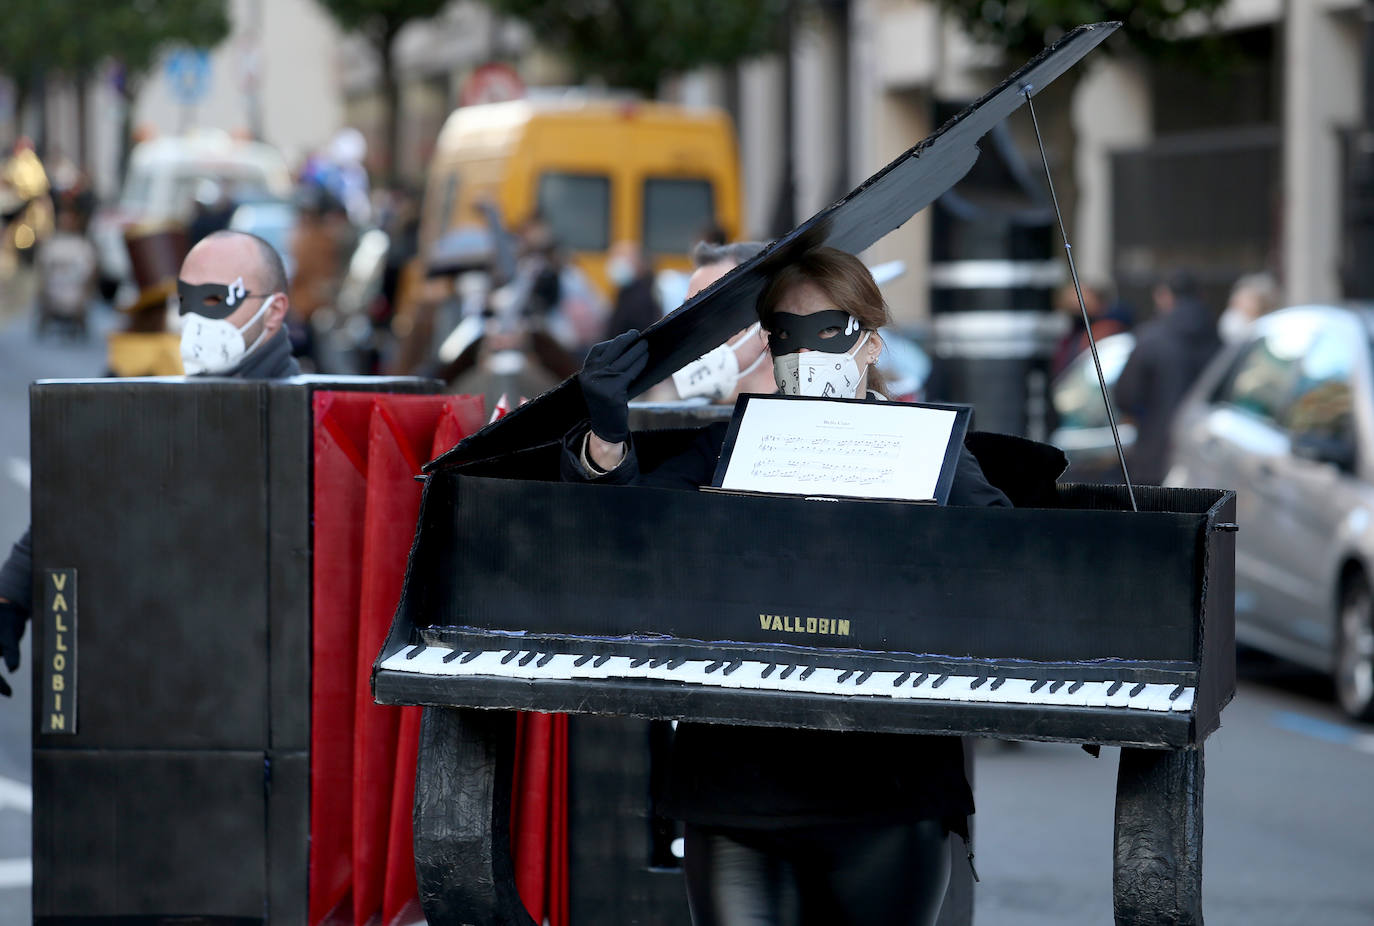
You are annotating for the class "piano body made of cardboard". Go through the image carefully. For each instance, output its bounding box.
[26,375,486,925]
[375,437,1234,926]
[370,21,1231,926]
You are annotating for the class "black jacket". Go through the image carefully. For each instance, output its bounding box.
[559,415,1013,834]
[1114,296,1220,484]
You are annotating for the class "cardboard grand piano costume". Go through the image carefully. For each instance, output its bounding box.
[374,22,1236,926]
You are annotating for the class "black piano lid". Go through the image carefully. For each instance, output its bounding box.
[425,20,1121,472]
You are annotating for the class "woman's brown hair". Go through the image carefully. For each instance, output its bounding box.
[757,246,892,397]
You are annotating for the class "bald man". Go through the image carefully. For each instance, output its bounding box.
[669,241,773,404]
[177,229,300,379]
[0,231,301,696]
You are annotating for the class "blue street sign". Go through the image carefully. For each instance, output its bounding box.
[165,49,211,106]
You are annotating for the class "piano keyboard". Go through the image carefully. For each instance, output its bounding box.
[379,643,1196,713]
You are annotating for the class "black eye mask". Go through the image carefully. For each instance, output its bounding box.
[177,277,254,319]
[766,310,862,356]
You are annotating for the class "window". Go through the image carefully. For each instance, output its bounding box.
[1279,327,1358,441]
[536,173,610,252]
[643,178,715,255]
[1215,317,1321,425]
[1052,333,1136,429]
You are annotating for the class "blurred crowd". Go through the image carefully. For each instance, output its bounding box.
[0,127,1289,470]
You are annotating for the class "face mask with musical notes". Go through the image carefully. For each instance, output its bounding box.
[772,330,871,398]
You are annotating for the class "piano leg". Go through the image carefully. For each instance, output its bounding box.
[1112,746,1204,926]
[413,705,538,926]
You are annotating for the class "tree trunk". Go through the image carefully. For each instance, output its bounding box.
[379,28,402,189]
[76,72,89,172]
[117,81,139,188]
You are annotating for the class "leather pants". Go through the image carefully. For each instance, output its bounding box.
[683,819,952,926]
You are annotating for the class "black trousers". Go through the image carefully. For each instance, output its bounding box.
[683,819,951,926]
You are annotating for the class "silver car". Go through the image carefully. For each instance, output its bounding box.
[1165,304,1374,722]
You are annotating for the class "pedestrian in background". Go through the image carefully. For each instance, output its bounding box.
[602,240,660,340]
[1049,279,1133,379]
[1114,270,1221,484]
[1217,271,1279,343]
[0,230,300,698]
[668,240,773,404]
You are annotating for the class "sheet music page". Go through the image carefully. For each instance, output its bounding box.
[716,398,958,501]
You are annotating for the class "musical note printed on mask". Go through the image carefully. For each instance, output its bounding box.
[711,396,969,505]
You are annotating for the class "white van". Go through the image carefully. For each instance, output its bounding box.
[91,131,293,292]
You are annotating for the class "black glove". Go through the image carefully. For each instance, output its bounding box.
[578,330,649,443]
[0,600,26,698]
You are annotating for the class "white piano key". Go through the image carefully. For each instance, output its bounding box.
[1169,687,1195,712]
[1131,683,1179,712]
[663,659,714,686]
[936,676,981,702]
[1080,681,1112,708]
[985,678,1037,705]
[1104,681,1132,709]
[530,653,583,679]
[851,670,901,695]
[428,645,505,673]
[715,661,773,689]
[380,645,445,674]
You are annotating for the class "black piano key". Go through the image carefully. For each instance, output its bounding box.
[970,676,988,690]
[442,649,463,663]
[630,657,650,668]
[990,677,1006,691]
[912,673,930,687]
[932,675,948,689]
[894,672,911,686]
[1068,681,1084,694]
[837,670,855,683]
[856,671,873,685]
[1169,685,1186,701]
[501,651,520,665]
[723,661,742,676]
[780,666,796,679]
[519,651,538,666]
[405,645,425,660]
[1107,681,1123,696]
[461,651,482,664]
[667,658,687,670]
[574,654,594,667]
[649,658,670,668]
[799,666,816,680]
[1129,682,1147,698]
[1049,680,1065,693]
[593,655,611,668]
[1030,679,1047,693]
[536,653,555,667]
[761,664,777,678]
[705,661,724,674]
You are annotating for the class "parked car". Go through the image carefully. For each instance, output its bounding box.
[1165,304,1374,721]
[1048,331,1136,482]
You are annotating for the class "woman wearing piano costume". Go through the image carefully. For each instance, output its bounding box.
[564,247,1011,926]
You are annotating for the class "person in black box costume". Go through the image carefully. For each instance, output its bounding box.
[0,230,299,697]
[563,247,1011,926]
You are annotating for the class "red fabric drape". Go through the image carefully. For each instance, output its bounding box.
[380,396,485,926]
[311,390,567,926]
[511,712,570,926]
[309,393,377,926]
[353,396,461,926]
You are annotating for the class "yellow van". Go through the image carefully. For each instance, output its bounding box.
[420,97,742,295]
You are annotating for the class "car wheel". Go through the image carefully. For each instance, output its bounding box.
[1336,574,1374,723]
